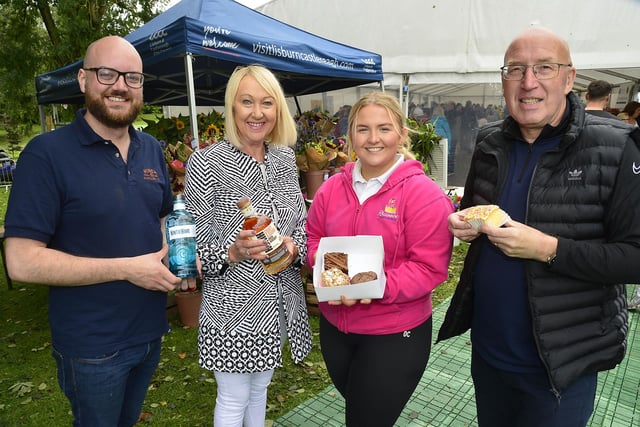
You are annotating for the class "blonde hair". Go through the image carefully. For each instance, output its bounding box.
[346,91,415,160]
[224,65,297,148]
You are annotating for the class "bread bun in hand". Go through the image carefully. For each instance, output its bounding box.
[463,205,510,230]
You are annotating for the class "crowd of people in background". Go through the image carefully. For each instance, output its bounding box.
[410,100,504,144]
[409,101,504,175]
[404,88,640,178]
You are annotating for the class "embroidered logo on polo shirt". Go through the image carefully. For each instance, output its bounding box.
[568,168,582,181]
[143,168,160,181]
[378,198,398,221]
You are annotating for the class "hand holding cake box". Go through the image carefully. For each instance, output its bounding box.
[312,236,386,302]
[463,205,510,230]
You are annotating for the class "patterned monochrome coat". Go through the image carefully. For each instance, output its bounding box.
[184,141,312,373]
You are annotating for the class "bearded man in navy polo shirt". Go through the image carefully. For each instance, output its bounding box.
[4,36,183,426]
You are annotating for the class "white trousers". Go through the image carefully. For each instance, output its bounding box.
[213,370,274,427]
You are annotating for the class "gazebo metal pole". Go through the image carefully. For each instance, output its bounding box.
[184,53,199,150]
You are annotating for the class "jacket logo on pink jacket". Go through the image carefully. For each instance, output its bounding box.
[379,198,399,221]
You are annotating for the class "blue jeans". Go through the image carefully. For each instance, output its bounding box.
[471,350,596,427]
[52,338,162,427]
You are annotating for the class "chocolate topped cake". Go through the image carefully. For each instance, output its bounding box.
[324,252,348,274]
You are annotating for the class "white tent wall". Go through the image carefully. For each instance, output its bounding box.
[286,84,381,115]
[258,0,640,111]
[163,86,373,118]
[258,0,640,187]
[291,83,506,116]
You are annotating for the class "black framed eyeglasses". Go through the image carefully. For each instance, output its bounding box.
[500,63,572,81]
[83,67,144,88]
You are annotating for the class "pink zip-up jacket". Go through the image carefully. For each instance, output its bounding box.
[306,160,454,334]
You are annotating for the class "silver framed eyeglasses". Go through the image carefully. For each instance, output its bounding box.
[83,67,144,88]
[500,63,572,81]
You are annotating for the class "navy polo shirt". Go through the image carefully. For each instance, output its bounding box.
[5,109,174,357]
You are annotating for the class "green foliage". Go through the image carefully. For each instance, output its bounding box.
[432,241,468,307]
[0,2,46,131]
[0,0,170,145]
[407,117,443,174]
[0,124,34,159]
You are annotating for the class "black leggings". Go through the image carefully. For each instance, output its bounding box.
[320,315,432,427]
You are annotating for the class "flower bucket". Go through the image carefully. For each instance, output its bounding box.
[305,146,329,171]
[303,169,329,201]
[174,291,202,327]
[328,166,343,176]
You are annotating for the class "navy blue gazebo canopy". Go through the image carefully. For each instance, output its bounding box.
[35,0,383,107]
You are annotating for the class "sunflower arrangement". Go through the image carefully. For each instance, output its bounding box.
[198,111,225,146]
[144,110,225,193]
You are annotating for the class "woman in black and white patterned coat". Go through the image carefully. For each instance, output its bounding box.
[183,65,312,427]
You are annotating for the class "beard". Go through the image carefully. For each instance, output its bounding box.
[84,89,143,128]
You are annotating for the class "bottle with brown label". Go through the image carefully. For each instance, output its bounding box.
[236,197,294,274]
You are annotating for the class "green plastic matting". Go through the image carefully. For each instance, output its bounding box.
[275,285,640,427]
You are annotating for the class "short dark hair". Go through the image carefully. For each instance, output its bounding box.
[586,80,613,100]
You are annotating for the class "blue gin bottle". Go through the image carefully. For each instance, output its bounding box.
[165,194,198,278]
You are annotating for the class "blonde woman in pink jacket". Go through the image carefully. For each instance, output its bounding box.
[306,91,454,426]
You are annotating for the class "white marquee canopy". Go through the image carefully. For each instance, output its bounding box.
[258,0,640,109]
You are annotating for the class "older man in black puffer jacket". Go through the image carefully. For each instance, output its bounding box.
[438,27,640,427]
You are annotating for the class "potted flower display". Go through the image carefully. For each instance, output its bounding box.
[143,111,225,194]
[294,110,349,200]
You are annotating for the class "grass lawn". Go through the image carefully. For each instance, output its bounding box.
[0,128,468,425]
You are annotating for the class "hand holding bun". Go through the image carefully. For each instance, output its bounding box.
[464,205,510,230]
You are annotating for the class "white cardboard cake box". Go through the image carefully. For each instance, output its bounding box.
[313,235,386,302]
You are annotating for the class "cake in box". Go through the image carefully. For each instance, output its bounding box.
[313,236,386,302]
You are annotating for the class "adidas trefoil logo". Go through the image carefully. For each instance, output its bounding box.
[568,168,582,181]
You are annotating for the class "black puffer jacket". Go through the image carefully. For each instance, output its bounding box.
[438,92,640,393]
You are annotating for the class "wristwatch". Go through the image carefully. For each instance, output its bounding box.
[227,245,239,271]
[546,252,557,267]
[219,245,239,274]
